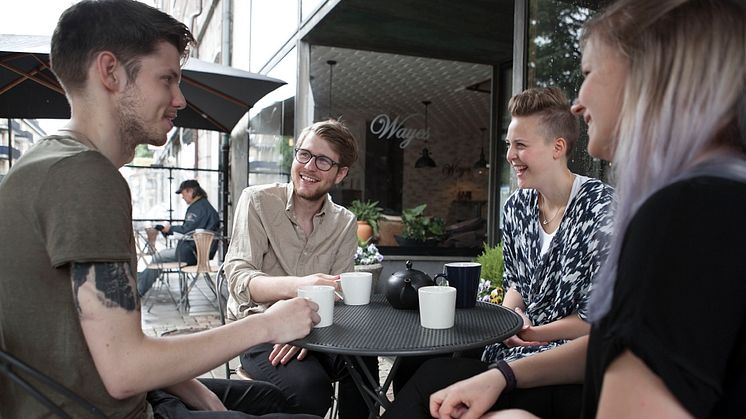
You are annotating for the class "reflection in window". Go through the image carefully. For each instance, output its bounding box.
[248,49,297,186]
[527,0,609,181]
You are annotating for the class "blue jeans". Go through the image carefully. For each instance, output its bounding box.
[137,248,177,296]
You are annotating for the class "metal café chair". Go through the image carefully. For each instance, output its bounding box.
[137,228,184,312]
[0,349,108,419]
[177,230,220,313]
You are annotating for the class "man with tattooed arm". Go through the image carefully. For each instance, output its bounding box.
[0,1,321,418]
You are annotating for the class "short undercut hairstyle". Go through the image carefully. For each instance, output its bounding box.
[51,0,195,92]
[508,87,580,155]
[296,119,359,168]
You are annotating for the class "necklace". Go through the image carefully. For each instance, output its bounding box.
[539,194,565,226]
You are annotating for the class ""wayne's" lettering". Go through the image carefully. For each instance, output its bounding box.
[369,114,429,148]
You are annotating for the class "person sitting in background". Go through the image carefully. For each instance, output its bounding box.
[137,179,219,296]
[482,86,614,365]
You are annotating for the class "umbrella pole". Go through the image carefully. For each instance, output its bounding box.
[7,118,12,170]
[220,133,229,248]
[3,118,14,284]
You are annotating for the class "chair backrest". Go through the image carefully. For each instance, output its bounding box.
[144,228,159,255]
[0,349,108,419]
[192,231,215,273]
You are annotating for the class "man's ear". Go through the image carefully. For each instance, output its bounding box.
[335,166,349,184]
[94,51,123,92]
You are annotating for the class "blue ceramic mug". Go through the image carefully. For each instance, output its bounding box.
[433,262,481,308]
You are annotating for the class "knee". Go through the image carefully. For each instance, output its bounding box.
[286,375,333,416]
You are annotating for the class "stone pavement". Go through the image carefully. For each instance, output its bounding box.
[140,274,394,416]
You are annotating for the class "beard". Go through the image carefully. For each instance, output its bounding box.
[292,173,336,202]
[117,86,167,157]
[294,187,331,202]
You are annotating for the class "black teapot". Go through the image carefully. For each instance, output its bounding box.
[385,260,436,309]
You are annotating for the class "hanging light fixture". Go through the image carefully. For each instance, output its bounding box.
[415,100,437,168]
[327,60,337,119]
[474,127,488,175]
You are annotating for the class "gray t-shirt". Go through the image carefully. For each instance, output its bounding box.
[0,136,148,418]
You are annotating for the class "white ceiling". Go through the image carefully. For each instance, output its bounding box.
[309,45,493,137]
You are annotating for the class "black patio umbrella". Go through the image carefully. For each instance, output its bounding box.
[0,34,285,133]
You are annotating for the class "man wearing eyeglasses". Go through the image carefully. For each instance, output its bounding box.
[224,119,377,418]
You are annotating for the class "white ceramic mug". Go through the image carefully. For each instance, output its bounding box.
[298,285,335,327]
[339,272,373,305]
[418,286,457,329]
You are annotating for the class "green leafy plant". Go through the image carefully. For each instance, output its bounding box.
[476,242,504,304]
[277,136,294,174]
[400,204,446,242]
[349,200,384,236]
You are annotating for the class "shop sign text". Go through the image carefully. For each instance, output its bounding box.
[369,113,428,148]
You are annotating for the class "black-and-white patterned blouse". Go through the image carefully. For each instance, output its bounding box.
[483,177,614,363]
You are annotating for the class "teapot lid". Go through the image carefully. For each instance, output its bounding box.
[392,260,431,282]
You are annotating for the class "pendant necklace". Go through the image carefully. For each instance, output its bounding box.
[539,194,565,226]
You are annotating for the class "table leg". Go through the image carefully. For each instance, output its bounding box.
[341,355,401,419]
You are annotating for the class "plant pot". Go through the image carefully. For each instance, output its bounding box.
[356,221,374,242]
[354,263,383,294]
[394,235,440,247]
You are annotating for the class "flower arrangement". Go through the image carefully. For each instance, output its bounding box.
[478,278,504,304]
[476,243,504,304]
[354,242,384,266]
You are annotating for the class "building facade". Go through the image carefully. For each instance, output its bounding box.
[162,0,609,253]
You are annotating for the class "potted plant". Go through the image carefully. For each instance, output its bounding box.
[353,239,384,293]
[349,199,383,242]
[396,204,446,246]
[476,242,505,305]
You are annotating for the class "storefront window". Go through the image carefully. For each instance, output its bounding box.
[248,49,297,186]
[527,0,609,180]
[309,45,492,251]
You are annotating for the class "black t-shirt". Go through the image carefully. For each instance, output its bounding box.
[583,176,746,418]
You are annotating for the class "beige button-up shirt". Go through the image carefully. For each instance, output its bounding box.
[225,183,357,320]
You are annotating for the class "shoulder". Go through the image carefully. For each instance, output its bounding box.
[49,150,128,196]
[242,183,286,199]
[578,178,614,202]
[505,188,535,210]
[239,183,288,206]
[326,199,356,225]
[640,176,746,222]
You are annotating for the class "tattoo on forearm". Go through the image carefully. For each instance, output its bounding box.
[71,262,140,314]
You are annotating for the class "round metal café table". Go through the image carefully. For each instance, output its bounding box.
[292,295,522,418]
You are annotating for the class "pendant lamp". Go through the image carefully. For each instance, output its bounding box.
[415,100,437,168]
[473,127,488,175]
[327,60,336,118]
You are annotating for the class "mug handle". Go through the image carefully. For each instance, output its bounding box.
[433,273,449,286]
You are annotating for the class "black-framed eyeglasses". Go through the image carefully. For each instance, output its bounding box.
[294,148,340,171]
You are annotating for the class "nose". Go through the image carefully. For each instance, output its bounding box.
[303,156,318,171]
[173,85,187,110]
[570,99,585,116]
[505,143,516,162]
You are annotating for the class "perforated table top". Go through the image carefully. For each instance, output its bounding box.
[292,295,522,357]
